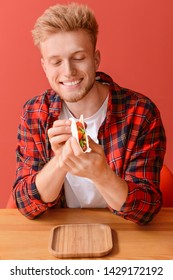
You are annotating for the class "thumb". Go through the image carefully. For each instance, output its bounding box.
[88,137,104,155]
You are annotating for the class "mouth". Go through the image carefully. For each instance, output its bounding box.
[60,79,82,86]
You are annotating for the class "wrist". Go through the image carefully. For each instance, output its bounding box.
[91,164,111,185]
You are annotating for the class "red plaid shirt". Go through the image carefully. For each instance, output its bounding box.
[13,72,166,224]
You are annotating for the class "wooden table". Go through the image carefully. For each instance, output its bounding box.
[0,208,173,260]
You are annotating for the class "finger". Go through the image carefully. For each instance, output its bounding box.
[61,138,77,166]
[49,134,71,148]
[48,125,71,139]
[58,151,74,173]
[61,139,84,175]
[88,137,104,155]
[70,137,84,156]
[53,119,71,127]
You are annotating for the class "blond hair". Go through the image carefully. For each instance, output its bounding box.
[32,2,98,48]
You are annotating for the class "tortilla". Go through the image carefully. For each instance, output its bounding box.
[70,115,91,153]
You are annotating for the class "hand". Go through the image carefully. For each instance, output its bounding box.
[59,136,109,181]
[47,119,72,157]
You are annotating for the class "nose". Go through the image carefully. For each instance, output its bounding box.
[63,60,76,77]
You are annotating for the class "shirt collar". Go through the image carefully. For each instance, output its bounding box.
[96,72,126,120]
[48,89,62,118]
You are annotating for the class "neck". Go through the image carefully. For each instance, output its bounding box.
[64,82,109,119]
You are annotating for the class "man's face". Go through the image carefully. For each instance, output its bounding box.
[40,30,100,103]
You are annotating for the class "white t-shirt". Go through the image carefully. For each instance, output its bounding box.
[59,97,108,208]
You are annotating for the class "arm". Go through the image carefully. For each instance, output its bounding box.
[35,119,72,203]
[109,98,166,224]
[13,107,71,219]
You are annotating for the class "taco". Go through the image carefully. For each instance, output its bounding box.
[70,115,91,152]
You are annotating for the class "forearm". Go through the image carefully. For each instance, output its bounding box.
[92,166,162,225]
[36,156,67,203]
[92,166,128,211]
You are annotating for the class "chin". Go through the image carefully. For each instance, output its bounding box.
[61,90,89,103]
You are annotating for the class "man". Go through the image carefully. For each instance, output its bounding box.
[13,3,166,224]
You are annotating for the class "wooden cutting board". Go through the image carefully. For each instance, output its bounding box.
[48,223,113,258]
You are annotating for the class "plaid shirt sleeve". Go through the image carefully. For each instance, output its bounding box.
[100,80,166,225]
[12,92,64,219]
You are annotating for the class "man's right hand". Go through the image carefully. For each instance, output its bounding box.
[48,119,72,156]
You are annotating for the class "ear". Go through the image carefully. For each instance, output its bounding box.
[95,50,101,70]
[41,58,46,73]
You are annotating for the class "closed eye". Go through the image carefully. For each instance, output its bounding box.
[73,57,85,61]
[53,61,62,65]
[72,56,85,60]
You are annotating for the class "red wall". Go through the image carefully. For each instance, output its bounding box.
[0,0,172,207]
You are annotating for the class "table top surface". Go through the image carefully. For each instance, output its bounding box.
[0,207,173,260]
